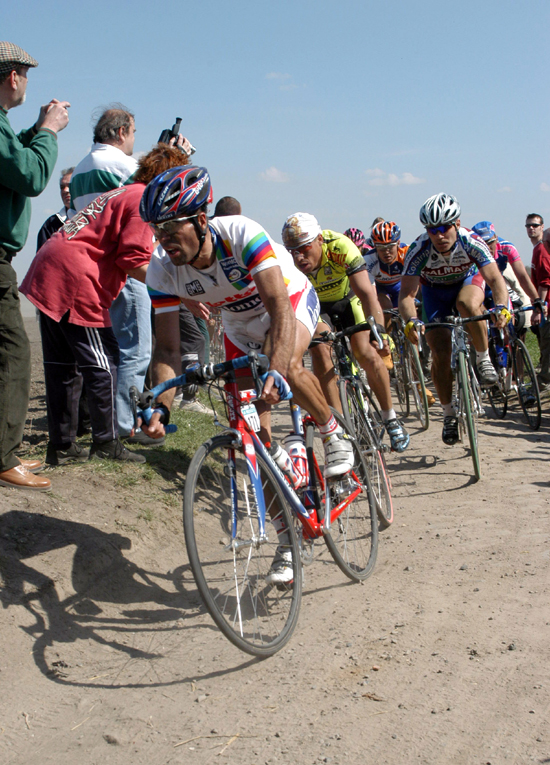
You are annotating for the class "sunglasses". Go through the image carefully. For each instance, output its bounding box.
[426,224,454,235]
[525,223,542,229]
[288,241,315,258]
[149,214,198,235]
[375,243,397,252]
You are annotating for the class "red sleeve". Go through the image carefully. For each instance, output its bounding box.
[114,186,155,272]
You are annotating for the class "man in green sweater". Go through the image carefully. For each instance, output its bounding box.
[0,42,70,491]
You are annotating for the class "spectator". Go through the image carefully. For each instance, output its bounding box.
[526,213,544,247]
[531,228,550,390]
[69,105,149,442]
[36,166,74,250]
[0,42,69,491]
[213,196,242,217]
[20,145,187,464]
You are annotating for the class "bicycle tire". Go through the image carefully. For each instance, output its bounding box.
[486,337,508,419]
[183,434,302,657]
[513,338,541,430]
[305,409,378,581]
[405,341,430,430]
[338,379,393,528]
[458,351,481,481]
[390,329,410,418]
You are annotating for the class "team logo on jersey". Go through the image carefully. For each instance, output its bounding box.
[186,280,205,296]
[324,264,333,275]
[220,258,248,283]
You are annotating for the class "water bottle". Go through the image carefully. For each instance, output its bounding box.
[496,345,508,368]
[283,433,309,487]
[269,441,303,490]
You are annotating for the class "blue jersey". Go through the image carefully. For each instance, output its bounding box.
[403,227,494,286]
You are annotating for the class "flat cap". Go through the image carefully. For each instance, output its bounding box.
[0,42,38,78]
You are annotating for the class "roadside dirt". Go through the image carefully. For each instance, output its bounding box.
[0,317,549,765]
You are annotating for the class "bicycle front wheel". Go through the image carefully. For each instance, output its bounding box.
[305,409,378,581]
[405,341,430,430]
[183,434,302,657]
[457,351,481,481]
[513,338,541,430]
[338,379,393,528]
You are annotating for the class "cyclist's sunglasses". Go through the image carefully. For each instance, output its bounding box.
[426,223,454,235]
[150,214,198,235]
[375,243,397,251]
[288,241,316,258]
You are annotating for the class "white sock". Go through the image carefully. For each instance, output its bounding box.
[442,403,455,417]
[476,349,490,363]
[381,409,396,422]
[319,414,341,436]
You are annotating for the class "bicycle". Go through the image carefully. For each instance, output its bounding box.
[384,309,430,431]
[423,314,489,481]
[486,306,542,430]
[132,352,378,657]
[311,318,394,528]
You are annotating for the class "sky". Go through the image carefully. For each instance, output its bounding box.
[5,0,550,311]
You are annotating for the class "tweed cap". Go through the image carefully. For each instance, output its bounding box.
[0,42,38,78]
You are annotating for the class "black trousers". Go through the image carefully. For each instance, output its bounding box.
[0,254,31,471]
[39,312,119,446]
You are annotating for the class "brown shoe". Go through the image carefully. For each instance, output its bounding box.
[0,464,51,491]
[19,459,46,474]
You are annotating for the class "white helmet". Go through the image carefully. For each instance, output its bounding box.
[282,212,322,249]
[419,193,461,227]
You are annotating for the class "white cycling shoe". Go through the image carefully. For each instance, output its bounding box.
[477,358,498,387]
[265,548,294,585]
[323,431,355,478]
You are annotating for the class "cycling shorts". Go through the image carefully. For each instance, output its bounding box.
[376,280,400,308]
[421,272,485,327]
[318,294,366,332]
[224,281,320,360]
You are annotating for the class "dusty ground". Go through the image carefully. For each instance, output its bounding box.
[0,317,549,765]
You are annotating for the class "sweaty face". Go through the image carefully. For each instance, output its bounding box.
[153,219,201,266]
[426,223,458,253]
[375,243,399,264]
[288,235,323,275]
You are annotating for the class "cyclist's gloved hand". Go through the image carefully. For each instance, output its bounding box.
[259,369,293,401]
[404,318,424,341]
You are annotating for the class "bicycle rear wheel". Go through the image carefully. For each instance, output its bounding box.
[338,379,393,528]
[405,341,430,430]
[513,338,541,430]
[183,434,302,657]
[457,352,481,481]
[487,337,508,419]
[305,410,378,581]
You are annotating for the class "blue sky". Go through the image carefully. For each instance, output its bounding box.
[5,0,550,304]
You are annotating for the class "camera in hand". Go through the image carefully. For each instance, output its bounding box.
[158,117,196,156]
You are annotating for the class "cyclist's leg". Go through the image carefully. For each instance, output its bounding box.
[456,274,498,385]
[309,319,342,413]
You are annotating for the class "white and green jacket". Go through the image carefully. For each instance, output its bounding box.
[69,142,137,213]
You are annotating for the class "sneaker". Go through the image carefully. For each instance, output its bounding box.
[477,358,498,387]
[90,439,146,464]
[323,431,355,478]
[46,442,90,466]
[179,398,213,415]
[122,429,165,447]
[442,415,459,445]
[385,418,410,452]
[265,548,294,585]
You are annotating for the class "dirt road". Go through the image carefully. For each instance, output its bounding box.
[0,318,548,765]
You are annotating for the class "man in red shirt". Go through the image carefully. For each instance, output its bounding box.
[21,144,186,465]
[531,227,550,388]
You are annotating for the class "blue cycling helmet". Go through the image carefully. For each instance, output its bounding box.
[471,220,497,242]
[140,165,212,223]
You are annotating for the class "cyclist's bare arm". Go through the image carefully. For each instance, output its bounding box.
[479,262,511,328]
[398,275,422,342]
[510,259,540,304]
[142,310,181,437]
[348,269,385,327]
[254,266,296,404]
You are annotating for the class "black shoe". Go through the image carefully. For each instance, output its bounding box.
[90,439,146,464]
[442,416,459,445]
[46,442,90,466]
[122,430,165,447]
